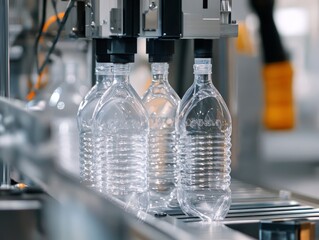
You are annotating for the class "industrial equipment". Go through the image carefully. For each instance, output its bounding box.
[1,0,319,239]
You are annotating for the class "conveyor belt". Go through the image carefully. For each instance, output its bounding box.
[1,97,318,239]
[151,180,319,239]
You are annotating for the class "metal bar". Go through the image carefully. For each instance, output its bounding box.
[0,0,11,188]
[0,0,10,98]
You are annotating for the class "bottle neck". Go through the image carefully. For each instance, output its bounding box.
[95,62,113,87]
[65,62,77,84]
[113,63,130,84]
[151,62,169,83]
[193,58,213,86]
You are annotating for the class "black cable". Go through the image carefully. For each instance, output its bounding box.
[37,0,75,75]
[34,0,47,73]
[51,0,61,26]
[248,0,288,63]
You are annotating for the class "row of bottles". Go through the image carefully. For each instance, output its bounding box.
[76,39,232,221]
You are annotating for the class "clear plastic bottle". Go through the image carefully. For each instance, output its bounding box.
[177,58,232,221]
[178,82,195,114]
[48,62,83,175]
[77,62,113,190]
[94,63,148,210]
[142,62,180,211]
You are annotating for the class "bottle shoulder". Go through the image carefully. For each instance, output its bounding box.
[179,84,195,113]
[95,82,148,125]
[48,84,83,116]
[179,88,232,132]
[142,83,180,106]
[77,96,101,122]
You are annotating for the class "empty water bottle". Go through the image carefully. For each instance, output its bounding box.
[142,62,180,211]
[177,40,232,221]
[48,62,83,175]
[77,62,113,190]
[179,82,195,114]
[94,63,149,210]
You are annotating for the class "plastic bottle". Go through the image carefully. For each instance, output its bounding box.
[178,82,195,114]
[48,62,83,175]
[77,62,113,190]
[177,40,232,221]
[94,63,149,210]
[142,62,180,211]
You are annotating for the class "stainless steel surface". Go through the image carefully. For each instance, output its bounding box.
[141,0,161,37]
[157,180,319,238]
[0,0,10,98]
[0,200,41,210]
[0,198,43,240]
[182,0,220,38]
[86,0,123,38]
[8,0,25,46]
[83,0,237,39]
[221,0,231,24]
[0,0,11,188]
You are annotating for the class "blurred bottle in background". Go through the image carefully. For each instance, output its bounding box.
[48,62,83,175]
[142,40,180,212]
[77,61,113,190]
[177,40,232,221]
[26,56,65,111]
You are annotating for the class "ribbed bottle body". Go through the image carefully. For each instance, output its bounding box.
[177,59,232,221]
[95,127,148,198]
[95,99,148,206]
[78,90,100,189]
[178,125,231,220]
[148,126,177,208]
[77,63,113,190]
[142,63,180,210]
[52,117,80,175]
[94,65,149,209]
[178,82,194,114]
[79,121,94,185]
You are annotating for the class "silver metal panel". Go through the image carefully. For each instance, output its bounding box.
[220,24,238,37]
[182,0,220,38]
[0,200,41,210]
[0,0,11,188]
[83,0,237,39]
[140,0,162,37]
[86,0,123,38]
[221,0,231,24]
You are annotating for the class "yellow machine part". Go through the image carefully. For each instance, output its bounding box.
[262,61,295,130]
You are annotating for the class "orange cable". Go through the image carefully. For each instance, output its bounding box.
[27,12,65,100]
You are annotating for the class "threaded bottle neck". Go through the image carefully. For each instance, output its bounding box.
[194,58,212,75]
[194,58,212,86]
[95,63,113,76]
[65,62,77,84]
[151,62,169,83]
[95,63,113,86]
[113,63,130,83]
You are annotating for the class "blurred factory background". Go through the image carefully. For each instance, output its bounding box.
[232,0,319,200]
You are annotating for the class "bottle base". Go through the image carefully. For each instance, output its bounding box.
[178,188,231,221]
[148,189,179,213]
